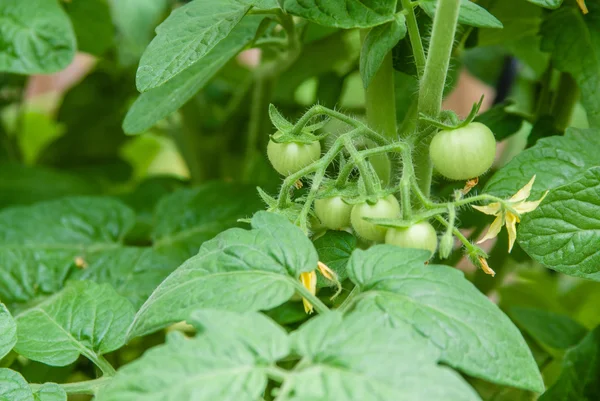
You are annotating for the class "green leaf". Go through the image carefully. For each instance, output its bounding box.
[32,383,66,401]
[474,101,524,141]
[0,0,76,74]
[136,0,252,92]
[123,16,262,134]
[541,4,600,127]
[187,309,290,362]
[485,128,600,198]
[313,231,356,287]
[72,247,179,309]
[527,0,562,9]
[0,369,33,401]
[510,307,587,350]
[539,325,600,401]
[128,211,317,339]
[0,304,16,359]
[152,182,264,262]
[282,0,397,29]
[360,15,407,89]
[420,0,503,29]
[107,0,170,66]
[477,0,542,46]
[519,167,600,280]
[63,0,114,56]
[289,311,481,401]
[97,311,288,401]
[347,245,544,392]
[15,281,134,367]
[0,197,135,305]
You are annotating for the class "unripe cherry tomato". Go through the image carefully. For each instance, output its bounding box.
[267,138,321,176]
[429,122,496,180]
[385,221,438,256]
[314,196,353,230]
[350,195,400,242]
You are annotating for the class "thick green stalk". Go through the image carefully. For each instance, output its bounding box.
[414,0,461,196]
[400,0,426,77]
[551,72,579,131]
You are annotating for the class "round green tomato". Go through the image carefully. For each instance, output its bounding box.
[429,122,496,180]
[267,138,321,176]
[385,221,438,256]
[314,196,352,230]
[350,195,400,242]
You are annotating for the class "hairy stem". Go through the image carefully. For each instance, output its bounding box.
[344,137,378,196]
[335,143,405,188]
[400,0,426,78]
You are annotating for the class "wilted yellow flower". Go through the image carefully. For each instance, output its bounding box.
[473,175,548,252]
[577,0,588,14]
[478,256,496,277]
[300,271,317,314]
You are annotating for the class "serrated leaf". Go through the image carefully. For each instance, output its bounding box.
[72,247,179,309]
[420,0,503,28]
[541,4,600,127]
[32,383,66,401]
[15,281,134,367]
[539,325,600,401]
[485,128,600,198]
[282,0,397,29]
[0,0,76,74]
[0,304,16,359]
[0,369,33,401]
[360,15,407,88]
[477,0,542,46]
[313,231,356,287]
[64,0,114,56]
[527,0,562,9]
[123,16,263,134]
[135,0,251,91]
[289,311,481,401]
[474,101,524,141]
[128,212,317,339]
[0,197,135,305]
[347,245,544,392]
[519,167,600,280]
[510,307,587,350]
[187,309,290,362]
[97,311,288,401]
[152,182,264,262]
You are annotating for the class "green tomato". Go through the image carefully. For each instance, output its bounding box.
[385,221,438,256]
[314,196,352,230]
[429,122,496,180]
[267,137,321,176]
[350,195,400,242]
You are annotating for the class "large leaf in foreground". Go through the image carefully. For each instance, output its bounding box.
[0,0,76,74]
[152,182,263,261]
[97,311,288,401]
[123,16,263,134]
[135,0,251,91]
[485,128,600,198]
[0,197,135,304]
[15,281,134,367]
[0,304,16,359]
[289,311,480,401]
[128,212,318,338]
[347,245,543,392]
[541,4,600,128]
[519,167,600,280]
[539,325,600,400]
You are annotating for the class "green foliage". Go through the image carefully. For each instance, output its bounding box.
[3,0,600,399]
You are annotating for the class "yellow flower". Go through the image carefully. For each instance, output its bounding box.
[577,0,588,14]
[299,261,338,314]
[473,175,548,252]
[478,256,496,277]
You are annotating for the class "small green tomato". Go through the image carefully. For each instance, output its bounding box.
[429,122,496,180]
[314,196,353,230]
[267,136,321,176]
[350,195,400,242]
[385,221,438,256]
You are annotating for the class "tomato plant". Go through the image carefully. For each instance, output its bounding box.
[1,0,599,400]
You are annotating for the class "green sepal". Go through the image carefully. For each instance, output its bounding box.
[420,95,485,130]
[269,130,327,144]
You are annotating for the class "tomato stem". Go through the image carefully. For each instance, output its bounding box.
[400,0,426,78]
[30,377,110,396]
[551,72,579,132]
